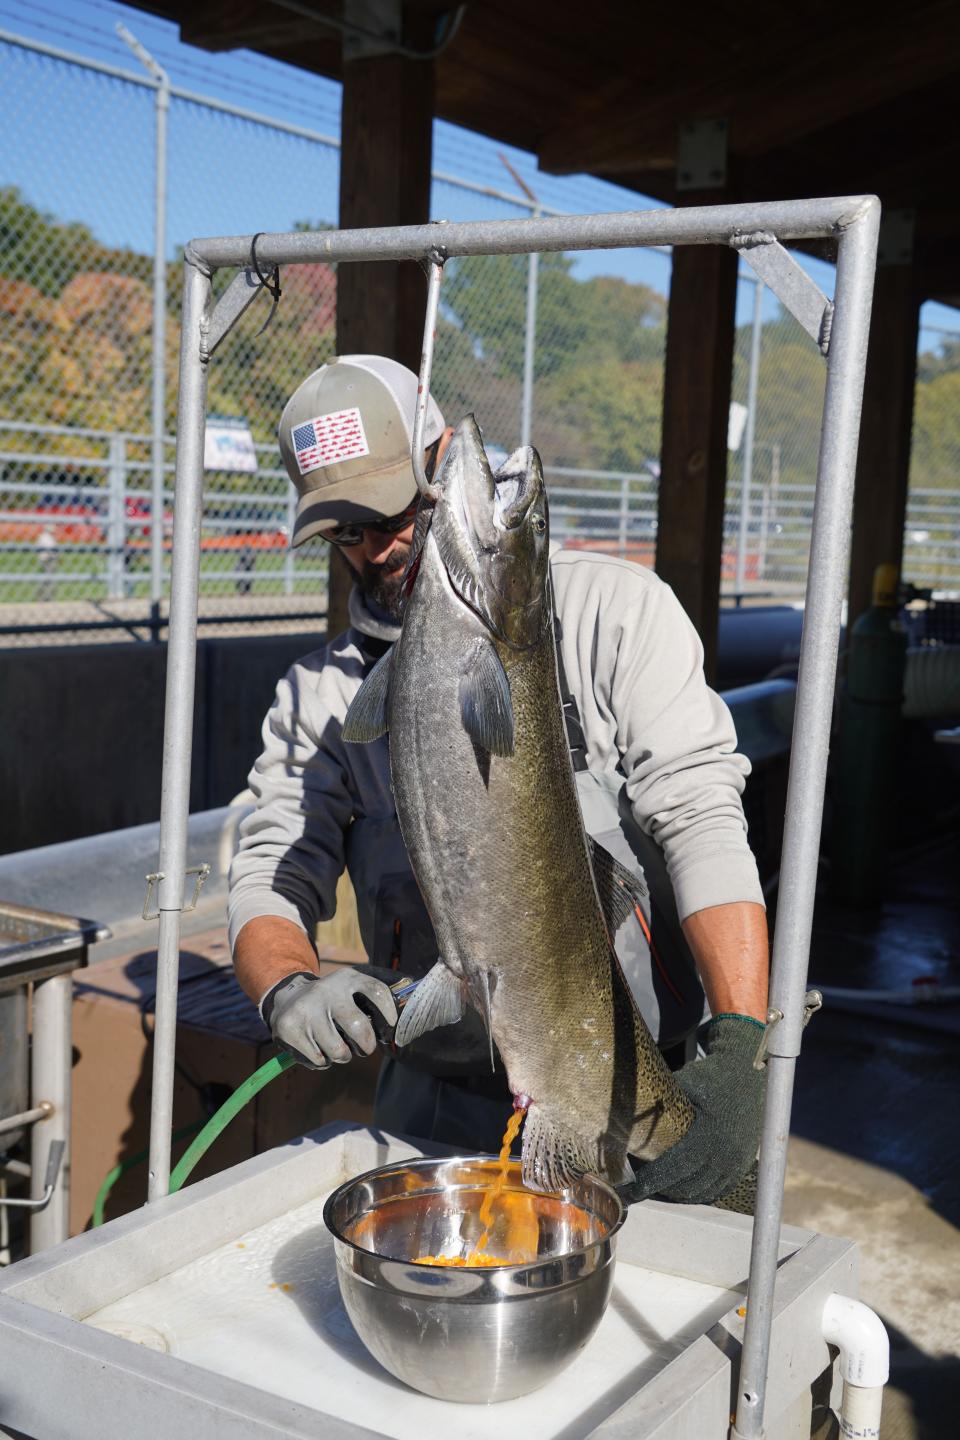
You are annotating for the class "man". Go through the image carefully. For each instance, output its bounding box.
[229,353,769,1206]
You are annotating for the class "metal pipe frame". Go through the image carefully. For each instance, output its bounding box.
[733,194,880,1440]
[146,258,212,1202]
[153,195,879,1438]
[735,279,764,595]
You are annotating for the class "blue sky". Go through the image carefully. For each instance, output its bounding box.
[1,0,957,350]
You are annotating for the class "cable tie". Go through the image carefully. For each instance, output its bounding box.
[250,231,282,336]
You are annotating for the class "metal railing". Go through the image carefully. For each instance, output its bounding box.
[0,420,328,623]
[5,420,958,624]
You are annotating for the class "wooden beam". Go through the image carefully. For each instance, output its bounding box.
[179,0,337,53]
[655,224,738,684]
[847,264,921,627]
[537,4,960,176]
[326,26,435,642]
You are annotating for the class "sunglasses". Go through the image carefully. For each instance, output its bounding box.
[324,500,418,549]
[321,439,440,548]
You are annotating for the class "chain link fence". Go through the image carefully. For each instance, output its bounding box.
[1,26,958,645]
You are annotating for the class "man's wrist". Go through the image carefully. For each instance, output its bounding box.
[710,1012,765,1031]
[258,970,317,1028]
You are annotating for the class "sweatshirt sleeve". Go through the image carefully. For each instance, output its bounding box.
[227,654,355,951]
[554,552,764,921]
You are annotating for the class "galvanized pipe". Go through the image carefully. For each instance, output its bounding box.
[520,206,540,448]
[147,257,212,1203]
[732,195,880,1439]
[29,975,72,1252]
[411,256,444,500]
[190,197,874,271]
[735,279,764,593]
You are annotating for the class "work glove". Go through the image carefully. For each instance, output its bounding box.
[618,1014,766,1213]
[259,969,398,1070]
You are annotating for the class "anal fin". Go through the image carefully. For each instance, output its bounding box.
[394,960,465,1046]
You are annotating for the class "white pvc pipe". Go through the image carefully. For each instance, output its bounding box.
[29,975,72,1253]
[822,1293,889,1439]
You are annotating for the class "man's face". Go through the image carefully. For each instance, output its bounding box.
[341,514,416,619]
[336,431,452,620]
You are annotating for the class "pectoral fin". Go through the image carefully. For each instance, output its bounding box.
[459,638,514,757]
[394,960,465,1046]
[588,837,650,935]
[342,647,393,743]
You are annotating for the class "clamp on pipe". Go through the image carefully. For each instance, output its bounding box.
[822,1293,889,1439]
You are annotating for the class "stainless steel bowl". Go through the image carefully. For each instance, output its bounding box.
[323,1154,625,1403]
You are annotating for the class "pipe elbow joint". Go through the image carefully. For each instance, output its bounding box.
[822,1292,890,1388]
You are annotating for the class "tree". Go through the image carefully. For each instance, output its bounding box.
[0,186,149,296]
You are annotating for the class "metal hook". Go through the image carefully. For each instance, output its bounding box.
[412,250,446,501]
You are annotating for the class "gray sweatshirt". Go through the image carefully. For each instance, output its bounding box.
[228,548,763,950]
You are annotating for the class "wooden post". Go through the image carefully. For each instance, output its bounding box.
[327,26,435,641]
[848,263,920,627]
[656,236,739,682]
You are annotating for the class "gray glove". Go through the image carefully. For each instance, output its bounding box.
[259,969,398,1070]
[618,1014,766,1212]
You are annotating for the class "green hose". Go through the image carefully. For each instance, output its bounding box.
[92,1121,203,1228]
[168,1050,296,1194]
[91,1051,297,1225]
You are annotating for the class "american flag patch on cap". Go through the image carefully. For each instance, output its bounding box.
[292,407,370,476]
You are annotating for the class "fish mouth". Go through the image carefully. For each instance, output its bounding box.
[427,415,549,648]
[494,448,539,531]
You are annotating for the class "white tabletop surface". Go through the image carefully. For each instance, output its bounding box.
[85,1189,740,1440]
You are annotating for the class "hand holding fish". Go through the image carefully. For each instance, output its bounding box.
[261,969,398,1069]
[617,1014,766,1209]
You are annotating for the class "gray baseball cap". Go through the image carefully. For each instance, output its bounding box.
[278,354,446,547]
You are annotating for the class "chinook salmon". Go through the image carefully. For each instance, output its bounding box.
[344,416,710,1198]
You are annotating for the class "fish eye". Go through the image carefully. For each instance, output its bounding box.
[532,513,546,533]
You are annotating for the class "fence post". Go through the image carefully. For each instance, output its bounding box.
[618,474,630,558]
[735,278,764,594]
[106,433,127,599]
[758,475,770,580]
[117,24,169,606]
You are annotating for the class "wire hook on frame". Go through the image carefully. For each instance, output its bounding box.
[250,232,282,337]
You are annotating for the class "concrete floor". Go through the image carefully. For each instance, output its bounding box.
[782,829,960,1439]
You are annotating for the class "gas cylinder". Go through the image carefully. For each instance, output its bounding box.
[829,564,908,905]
